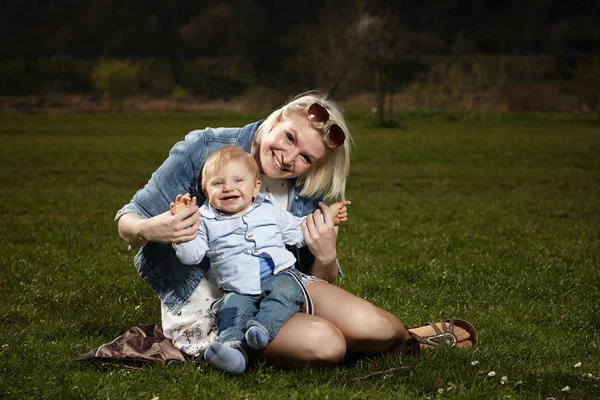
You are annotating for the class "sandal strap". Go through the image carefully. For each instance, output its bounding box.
[414,319,459,347]
[429,321,443,335]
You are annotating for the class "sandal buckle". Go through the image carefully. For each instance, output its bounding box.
[425,332,457,347]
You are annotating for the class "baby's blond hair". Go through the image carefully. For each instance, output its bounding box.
[201,146,259,192]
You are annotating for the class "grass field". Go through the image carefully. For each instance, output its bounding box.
[1,111,599,399]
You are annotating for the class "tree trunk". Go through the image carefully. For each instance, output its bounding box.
[375,64,385,126]
[387,66,393,124]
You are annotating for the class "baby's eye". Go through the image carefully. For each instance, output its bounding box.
[235,178,244,183]
[213,181,224,186]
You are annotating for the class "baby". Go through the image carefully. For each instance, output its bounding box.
[171,146,349,374]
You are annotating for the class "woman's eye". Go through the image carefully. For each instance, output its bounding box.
[302,155,311,164]
[285,132,294,143]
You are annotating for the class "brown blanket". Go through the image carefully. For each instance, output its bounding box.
[77,323,190,364]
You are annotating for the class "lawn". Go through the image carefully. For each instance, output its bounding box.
[0,110,599,399]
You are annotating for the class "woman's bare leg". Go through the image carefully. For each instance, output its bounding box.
[307,282,410,353]
[307,282,473,353]
[260,312,346,368]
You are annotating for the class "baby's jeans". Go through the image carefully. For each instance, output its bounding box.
[216,270,306,354]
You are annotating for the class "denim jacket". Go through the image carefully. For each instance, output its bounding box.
[115,121,322,312]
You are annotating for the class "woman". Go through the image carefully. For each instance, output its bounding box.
[116,91,476,367]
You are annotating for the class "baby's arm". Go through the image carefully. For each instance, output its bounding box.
[171,194,208,264]
[276,200,351,247]
[329,200,351,225]
[173,224,209,265]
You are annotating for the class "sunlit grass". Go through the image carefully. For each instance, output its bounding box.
[1,111,599,399]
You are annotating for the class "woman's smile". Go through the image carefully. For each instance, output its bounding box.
[258,114,326,179]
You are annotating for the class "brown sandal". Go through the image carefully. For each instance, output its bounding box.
[410,319,478,348]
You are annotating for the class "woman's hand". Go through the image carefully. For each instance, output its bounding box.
[118,198,200,248]
[301,202,339,282]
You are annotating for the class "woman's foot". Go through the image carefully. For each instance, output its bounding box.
[408,320,476,349]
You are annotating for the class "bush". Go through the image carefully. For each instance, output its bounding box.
[179,57,250,99]
[0,60,36,95]
[171,85,193,103]
[139,59,175,96]
[92,59,141,99]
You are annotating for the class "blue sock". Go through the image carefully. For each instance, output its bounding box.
[204,342,246,375]
[245,325,270,350]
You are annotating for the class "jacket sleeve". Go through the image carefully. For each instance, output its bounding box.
[114,130,206,222]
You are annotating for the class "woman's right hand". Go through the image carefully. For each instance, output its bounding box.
[118,199,200,247]
[141,203,200,244]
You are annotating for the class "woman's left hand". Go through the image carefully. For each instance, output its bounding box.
[302,202,339,281]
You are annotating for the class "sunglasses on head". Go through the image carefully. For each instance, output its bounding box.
[307,103,345,148]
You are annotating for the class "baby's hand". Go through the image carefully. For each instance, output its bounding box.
[170,193,196,215]
[330,200,351,225]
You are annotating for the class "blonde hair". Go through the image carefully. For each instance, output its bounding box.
[201,146,260,192]
[253,90,352,200]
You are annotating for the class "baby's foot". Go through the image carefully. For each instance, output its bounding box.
[245,325,270,350]
[170,193,192,215]
[204,342,247,375]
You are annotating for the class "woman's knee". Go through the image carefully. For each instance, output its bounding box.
[262,314,346,366]
[343,306,398,342]
[302,321,346,364]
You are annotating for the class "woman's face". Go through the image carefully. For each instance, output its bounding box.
[257,113,327,179]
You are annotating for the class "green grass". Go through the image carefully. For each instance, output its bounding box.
[1,111,599,399]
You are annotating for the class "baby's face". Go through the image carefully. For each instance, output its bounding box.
[204,160,261,216]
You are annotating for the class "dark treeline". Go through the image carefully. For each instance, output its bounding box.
[3,0,599,62]
[2,0,600,114]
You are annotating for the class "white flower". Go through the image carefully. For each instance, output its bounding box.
[500,376,508,385]
[437,388,445,394]
[488,371,497,377]
[561,386,570,392]
[471,360,479,366]
[585,373,593,378]
[574,362,582,368]
[151,396,160,400]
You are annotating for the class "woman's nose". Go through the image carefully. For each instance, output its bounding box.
[284,149,299,166]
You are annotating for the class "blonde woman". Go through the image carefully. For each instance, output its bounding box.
[116,91,476,367]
